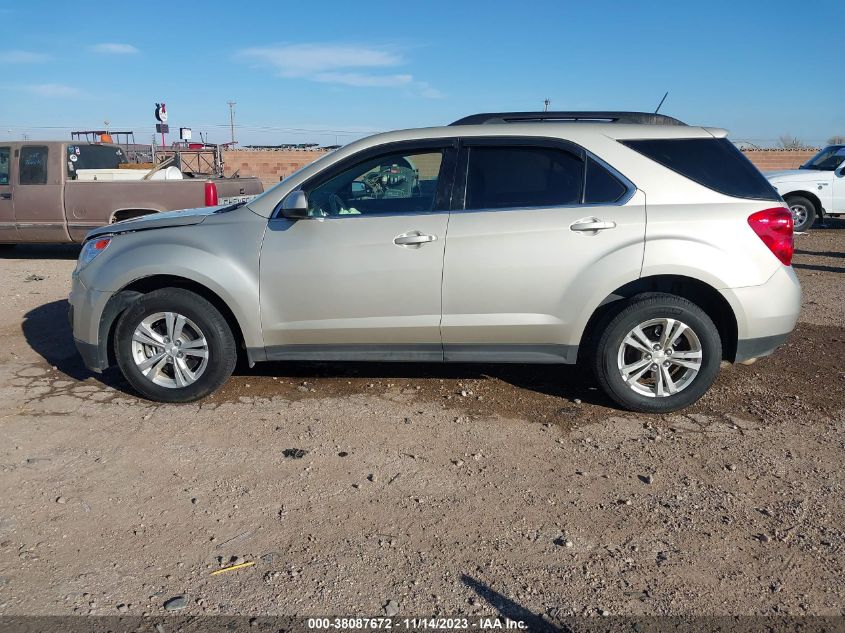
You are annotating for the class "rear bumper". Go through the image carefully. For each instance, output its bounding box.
[734,332,790,363]
[721,265,801,362]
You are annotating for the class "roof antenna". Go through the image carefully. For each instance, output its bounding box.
[654,91,669,114]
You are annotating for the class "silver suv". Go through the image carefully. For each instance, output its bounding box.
[69,111,801,412]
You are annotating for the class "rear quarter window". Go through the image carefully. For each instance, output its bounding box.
[621,138,779,201]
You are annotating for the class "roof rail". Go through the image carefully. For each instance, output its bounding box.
[449,111,687,126]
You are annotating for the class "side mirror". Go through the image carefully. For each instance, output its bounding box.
[281,190,310,219]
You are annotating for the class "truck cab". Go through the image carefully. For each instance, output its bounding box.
[766,145,845,231]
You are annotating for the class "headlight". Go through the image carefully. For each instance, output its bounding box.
[77,236,112,270]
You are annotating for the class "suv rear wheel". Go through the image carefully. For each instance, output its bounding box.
[114,288,237,403]
[592,294,722,413]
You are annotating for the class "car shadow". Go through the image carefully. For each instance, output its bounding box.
[239,357,611,406]
[21,299,125,387]
[794,249,844,258]
[23,299,611,406]
[793,263,845,274]
[0,244,81,260]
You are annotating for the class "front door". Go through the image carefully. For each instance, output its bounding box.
[0,145,17,243]
[259,142,456,361]
[441,139,646,362]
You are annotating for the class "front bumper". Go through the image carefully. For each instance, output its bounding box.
[68,273,115,373]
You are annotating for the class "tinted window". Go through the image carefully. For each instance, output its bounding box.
[67,144,127,179]
[306,150,444,217]
[585,157,627,203]
[0,147,9,185]
[622,138,779,201]
[465,146,583,210]
[19,146,49,185]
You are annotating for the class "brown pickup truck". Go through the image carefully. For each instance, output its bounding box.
[0,141,263,244]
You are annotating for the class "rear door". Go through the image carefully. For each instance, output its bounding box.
[14,144,68,242]
[0,145,17,243]
[441,138,646,362]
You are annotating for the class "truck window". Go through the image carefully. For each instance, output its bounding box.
[66,144,128,179]
[0,147,9,185]
[19,146,49,185]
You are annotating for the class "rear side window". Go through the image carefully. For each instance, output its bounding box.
[19,146,49,185]
[622,138,778,201]
[585,157,628,204]
[465,146,583,209]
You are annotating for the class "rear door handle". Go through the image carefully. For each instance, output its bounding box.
[394,231,437,247]
[570,218,617,232]
[0,193,11,200]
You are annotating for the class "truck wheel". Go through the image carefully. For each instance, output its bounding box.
[592,294,722,413]
[114,288,237,403]
[785,195,816,232]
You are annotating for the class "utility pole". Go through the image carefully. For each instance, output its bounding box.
[543,98,551,112]
[227,101,237,145]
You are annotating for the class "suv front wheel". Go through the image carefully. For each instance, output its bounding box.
[114,288,237,403]
[592,294,722,413]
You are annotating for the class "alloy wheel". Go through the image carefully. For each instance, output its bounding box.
[131,311,209,388]
[616,318,703,398]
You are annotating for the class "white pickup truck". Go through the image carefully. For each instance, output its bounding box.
[766,145,845,231]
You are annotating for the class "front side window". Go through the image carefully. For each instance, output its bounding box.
[19,146,49,185]
[306,149,444,217]
[0,147,9,185]
[464,146,583,210]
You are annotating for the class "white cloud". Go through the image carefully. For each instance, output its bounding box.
[89,43,139,55]
[21,83,82,98]
[0,50,51,63]
[237,43,441,98]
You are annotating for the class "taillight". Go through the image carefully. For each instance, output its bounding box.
[204,181,218,206]
[747,207,793,266]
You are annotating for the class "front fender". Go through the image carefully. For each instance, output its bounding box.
[78,208,267,349]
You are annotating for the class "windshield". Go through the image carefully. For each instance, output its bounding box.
[800,145,845,171]
[66,144,128,179]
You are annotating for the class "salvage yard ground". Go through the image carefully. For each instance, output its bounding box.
[0,222,843,620]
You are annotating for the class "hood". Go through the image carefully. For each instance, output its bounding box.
[765,169,825,181]
[85,205,225,241]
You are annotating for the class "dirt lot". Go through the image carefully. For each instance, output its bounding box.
[0,222,843,622]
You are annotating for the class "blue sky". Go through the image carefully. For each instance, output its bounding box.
[1,0,843,147]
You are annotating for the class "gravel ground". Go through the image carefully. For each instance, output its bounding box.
[0,221,843,621]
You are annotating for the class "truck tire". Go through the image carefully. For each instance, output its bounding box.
[114,288,237,403]
[785,195,816,232]
[592,294,722,413]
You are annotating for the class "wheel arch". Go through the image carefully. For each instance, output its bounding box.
[110,208,163,224]
[99,274,254,369]
[782,190,823,217]
[578,274,739,363]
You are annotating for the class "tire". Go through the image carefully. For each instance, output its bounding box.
[114,288,237,403]
[591,294,722,413]
[785,195,816,232]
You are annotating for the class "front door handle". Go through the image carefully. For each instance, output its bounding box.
[570,218,617,232]
[394,231,437,247]
[0,193,11,200]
